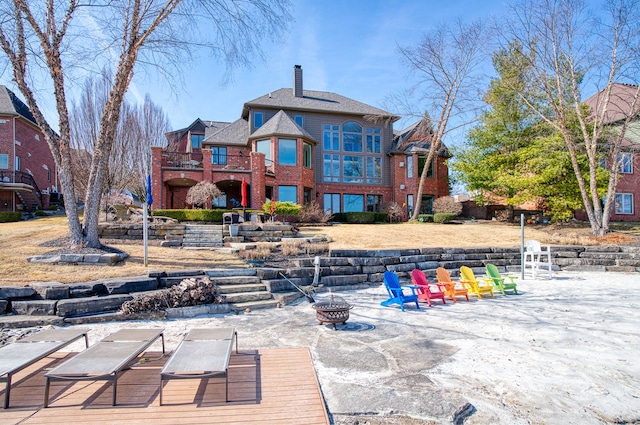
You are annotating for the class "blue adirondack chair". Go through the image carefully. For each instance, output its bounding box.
[381,271,420,311]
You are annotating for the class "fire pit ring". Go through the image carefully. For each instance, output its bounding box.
[312,295,353,330]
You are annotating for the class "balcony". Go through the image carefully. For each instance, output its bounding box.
[161,152,204,169]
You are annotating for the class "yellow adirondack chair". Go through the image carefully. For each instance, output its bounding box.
[459,266,494,299]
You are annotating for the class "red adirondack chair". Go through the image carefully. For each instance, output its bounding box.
[411,269,447,307]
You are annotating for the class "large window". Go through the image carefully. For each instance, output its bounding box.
[367,194,383,212]
[256,139,272,167]
[303,143,312,168]
[366,128,381,153]
[254,112,263,128]
[615,193,633,214]
[211,147,227,165]
[342,122,363,152]
[407,194,414,217]
[366,157,381,183]
[343,156,363,183]
[344,194,364,212]
[279,185,297,203]
[323,154,340,182]
[191,134,204,150]
[323,125,340,151]
[324,193,340,213]
[618,152,633,174]
[0,154,7,169]
[278,139,297,166]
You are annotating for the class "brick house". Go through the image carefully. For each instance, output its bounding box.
[0,86,57,212]
[580,83,640,221]
[151,66,450,217]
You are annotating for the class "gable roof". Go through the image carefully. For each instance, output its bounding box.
[167,118,231,140]
[0,85,38,125]
[583,83,640,124]
[242,88,399,121]
[390,118,451,157]
[203,118,250,146]
[249,110,316,142]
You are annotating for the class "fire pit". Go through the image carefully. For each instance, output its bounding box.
[312,294,353,330]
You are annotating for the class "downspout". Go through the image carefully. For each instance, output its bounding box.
[12,116,16,212]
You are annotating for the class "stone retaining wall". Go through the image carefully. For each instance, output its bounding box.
[98,223,186,240]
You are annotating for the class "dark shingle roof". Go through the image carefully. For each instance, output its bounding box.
[584,83,640,124]
[390,118,450,157]
[204,118,250,146]
[0,86,38,125]
[249,110,316,142]
[242,88,399,121]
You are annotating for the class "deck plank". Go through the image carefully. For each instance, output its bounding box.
[0,347,329,425]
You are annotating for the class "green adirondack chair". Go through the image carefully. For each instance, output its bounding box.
[485,263,518,295]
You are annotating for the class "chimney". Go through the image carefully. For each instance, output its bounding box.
[293,65,303,98]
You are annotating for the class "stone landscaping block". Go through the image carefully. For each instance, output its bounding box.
[161,240,183,247]
[12,300,58,316]
[399,255,428,264]
[165,269,204,277]
[415,261,440,270]
[328,266,361,275]
[320,274,368,286]
[347,257,384,266]
[30,282,70,300]
[584,246,620,252]
[82,254,102,263]
[0,286,36,299]
[59,254,84,263]
[361,265,386,274]
[57,294,133,317]
[69,282,106,297]
[27,255,61,263]
[385,263,416,273]
[283,267,316,278]
[101,276,158,294]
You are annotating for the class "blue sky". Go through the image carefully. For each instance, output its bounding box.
[131,0,508,133]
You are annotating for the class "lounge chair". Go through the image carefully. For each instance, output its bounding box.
[44,328,165,407]
[159,328,238,405]
[459,266,494,299]
[410,269,446,307]
[0,328,89,409]
[435,267,470,302]
[381,271,420,311]
[485,263,519,295]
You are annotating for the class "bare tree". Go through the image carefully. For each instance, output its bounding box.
[186,181,222,208]
[499,0,640,236]
[397,19,491,220]
[0,0,291,248]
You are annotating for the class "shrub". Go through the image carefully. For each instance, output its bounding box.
[346,212,375,223]
[434,213,456,223]
[262,201,301,219]
[0,212,22,223]
[385,201,404,222]
[34,210,47,216]
[151,209,226,222]
[418,214,434,222]
[299,202,333,223]
[433,196,463,216]
[332,212,347,222]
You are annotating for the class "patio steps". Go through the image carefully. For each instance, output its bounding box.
[182,224,223,248]
[204,269,278,310]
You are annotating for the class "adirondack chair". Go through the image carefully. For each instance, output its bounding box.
[435,267,469,303]
[485,263,519,295]
[459,266,494,299]
[381,271,420,311]
[410,269,447,307]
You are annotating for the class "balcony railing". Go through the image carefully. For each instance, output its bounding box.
[0,169,43,202]
[162,151,204,168]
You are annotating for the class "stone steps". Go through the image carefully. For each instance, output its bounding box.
[182,224,223,248]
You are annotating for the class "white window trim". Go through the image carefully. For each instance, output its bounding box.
[615,193,634,215]
[618,152,633,174]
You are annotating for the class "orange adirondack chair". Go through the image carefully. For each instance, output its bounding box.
[410,269,446,307]
[459,266,494,299]
[435,267,469,303]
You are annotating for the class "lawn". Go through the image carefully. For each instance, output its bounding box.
[0,215,633,287]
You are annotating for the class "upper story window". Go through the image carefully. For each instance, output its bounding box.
[323,124,340,151]
[342,121,363,152]
[303,142,312,168]
[294,115,303,127]
[191,134,204,150]
[254,112,263,128]
[256,139,272,167]
[618,152,633,174]
[615,193,633,214]
[14,156,20,171]
[211,147,227,165]
[366,128,381,153]
[407,155,414,178]
[278,139,297,166]
[418,156,434,178]
[0,154,8,169]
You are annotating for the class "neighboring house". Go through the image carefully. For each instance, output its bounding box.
[581,83,640,222]
[0,86,58,212]
[151,66,450,217]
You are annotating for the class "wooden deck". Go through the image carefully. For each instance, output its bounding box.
[0,347,329,425]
